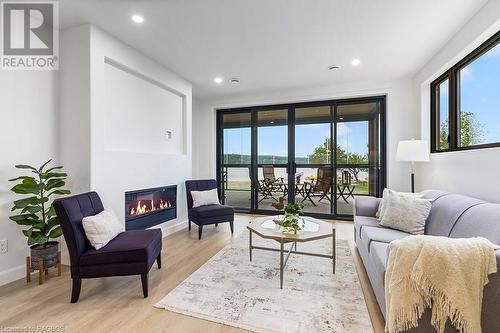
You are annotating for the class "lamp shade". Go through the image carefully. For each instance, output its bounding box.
[395,139,430,162]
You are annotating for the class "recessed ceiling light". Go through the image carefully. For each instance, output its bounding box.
[351,58,361,66]
[339,117,344,120]
[132,15,144,23]
[270,121,275,124]
[328,65,341,70]
[214,77,223,84]
[230,78,240,84]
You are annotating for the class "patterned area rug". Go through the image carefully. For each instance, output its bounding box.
[155,230,372,333]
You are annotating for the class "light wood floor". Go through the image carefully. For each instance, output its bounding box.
[0,214,384,333]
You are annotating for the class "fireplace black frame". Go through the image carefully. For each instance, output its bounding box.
[125,185,177,230]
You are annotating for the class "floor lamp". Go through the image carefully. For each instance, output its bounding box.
[395,139,429,193]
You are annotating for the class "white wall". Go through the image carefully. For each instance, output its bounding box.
[193,78,418,192]
[413,0,500,201]
[0,71,58,285]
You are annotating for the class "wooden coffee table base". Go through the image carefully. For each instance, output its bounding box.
[248,228,336,289]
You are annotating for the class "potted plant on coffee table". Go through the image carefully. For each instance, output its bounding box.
[9,159,70,284]
[274,203,305,234]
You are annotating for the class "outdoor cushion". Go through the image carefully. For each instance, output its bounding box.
[189,204,233,219]
[80,229,162,266]
[360,226,409,254]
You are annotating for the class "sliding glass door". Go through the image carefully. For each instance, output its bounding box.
[217,96,385,219]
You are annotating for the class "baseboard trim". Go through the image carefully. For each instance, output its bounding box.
[158,220,187,237]
[0,264,25,287]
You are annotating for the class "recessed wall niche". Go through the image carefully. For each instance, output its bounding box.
[103,58,186,155]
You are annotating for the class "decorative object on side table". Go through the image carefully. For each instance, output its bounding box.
[9,159,70,285]
[273,203,304,234]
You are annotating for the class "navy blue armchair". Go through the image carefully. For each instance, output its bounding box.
[52,192,162,303]
[185,180,234,240]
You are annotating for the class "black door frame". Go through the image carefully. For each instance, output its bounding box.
[216,95,387,220]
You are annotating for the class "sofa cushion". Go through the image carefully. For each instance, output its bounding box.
[189,204,234,219]
[80,229,162,266]
[425,194,485,236]
[354,216,382,243]
[370,241,390,286]
[450,203,500,245]
[359,226,409,254]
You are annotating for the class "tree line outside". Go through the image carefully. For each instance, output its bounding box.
[439,111,485,149]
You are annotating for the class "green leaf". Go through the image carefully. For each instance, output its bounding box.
[12,196,39,209]
[47,189,70,197]
[41,172,67,180]
[21,206,42,214]
[45,166,63,173]
[45,179,65,191]
[8,176,36,182]
[46,216,59,230]
[14,218,41,226]
[28,232,48,246]
[45,206,56,217]
[22,228,33,238]
[10,182,43,195]
[15,164,37,171]
[48,226,63,238]
[10,213,38,222]
[38,159,52,172]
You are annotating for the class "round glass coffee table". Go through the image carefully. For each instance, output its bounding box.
[247,215,336,289]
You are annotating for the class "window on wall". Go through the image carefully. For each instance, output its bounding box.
[431,30,500,153]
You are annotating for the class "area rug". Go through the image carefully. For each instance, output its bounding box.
[154,231,372,333]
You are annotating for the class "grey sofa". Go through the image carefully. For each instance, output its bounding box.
[354,190,500,333]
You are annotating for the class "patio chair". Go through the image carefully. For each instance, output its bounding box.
[257,165,286,202]
[302,167,332,206]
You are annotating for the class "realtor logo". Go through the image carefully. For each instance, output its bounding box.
[1,0,59,70]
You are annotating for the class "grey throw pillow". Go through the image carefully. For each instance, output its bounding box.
[379,190,432,235]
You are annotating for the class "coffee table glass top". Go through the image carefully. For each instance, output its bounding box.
[260,217,320,233]
[248,215,333,242]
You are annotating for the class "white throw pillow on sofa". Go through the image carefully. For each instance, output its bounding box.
[191,189,220,207]
[82,208,124,250]
[376,188,423,220]
[379,190,432,235]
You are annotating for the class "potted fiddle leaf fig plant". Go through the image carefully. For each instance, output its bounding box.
[9,160,70,277]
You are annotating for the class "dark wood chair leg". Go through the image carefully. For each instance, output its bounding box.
[229,220,234,234]
[156,253,162,269]
[141,273,148,298]
[198,225,203,240]
[71,278,81,303]
[188,220,191,231]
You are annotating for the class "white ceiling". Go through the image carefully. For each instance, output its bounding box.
[59,0,488,99]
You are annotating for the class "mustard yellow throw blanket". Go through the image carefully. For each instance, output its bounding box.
[385,235,498,333]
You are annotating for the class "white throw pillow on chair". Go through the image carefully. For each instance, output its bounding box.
[191,189,220,207]
[82,207,125,250]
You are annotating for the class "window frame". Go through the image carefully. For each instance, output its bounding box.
[430,30,500,153]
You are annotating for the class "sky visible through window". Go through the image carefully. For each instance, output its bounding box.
[224,121,369,160]
[459,43,500,145]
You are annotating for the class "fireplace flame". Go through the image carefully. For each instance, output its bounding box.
[130,199,171,217]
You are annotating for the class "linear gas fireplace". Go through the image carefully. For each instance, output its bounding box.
[125,185,177,230]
